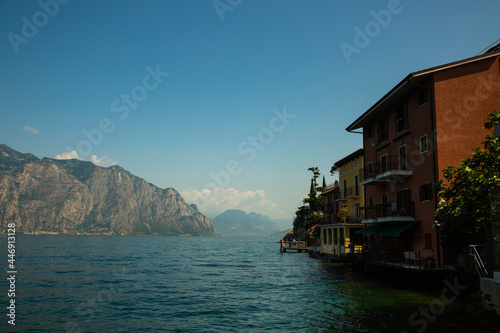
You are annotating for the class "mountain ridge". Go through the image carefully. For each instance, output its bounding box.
[211,209,290,237]
[0,145,218,236]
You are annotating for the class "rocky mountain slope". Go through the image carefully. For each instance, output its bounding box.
[211,209,285,237]
[0,144,218,236]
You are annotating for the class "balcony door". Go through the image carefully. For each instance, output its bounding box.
[397,188,411,215]
[380,155,388,174]
[398,145,407,170]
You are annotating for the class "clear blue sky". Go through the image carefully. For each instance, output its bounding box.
[1,0,499,220]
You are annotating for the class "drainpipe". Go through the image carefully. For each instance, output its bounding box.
[407,75,441,268]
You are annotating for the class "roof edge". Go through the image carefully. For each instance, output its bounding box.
[346,49,500,132]
[334,148,364,167]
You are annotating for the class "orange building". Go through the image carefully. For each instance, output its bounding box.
[346,46,500,266]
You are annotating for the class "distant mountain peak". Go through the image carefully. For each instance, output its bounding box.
[211,209,290,237]
[0,144,39,171]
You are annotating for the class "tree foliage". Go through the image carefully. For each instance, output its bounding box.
[434,110,500,253]
[292,167,325,242]
[302,167,324,212]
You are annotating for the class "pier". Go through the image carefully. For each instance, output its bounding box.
[280,240,308,253]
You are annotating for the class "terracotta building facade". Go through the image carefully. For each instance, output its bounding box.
[346,48,500,266]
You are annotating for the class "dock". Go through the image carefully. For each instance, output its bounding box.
[280,240,308,253]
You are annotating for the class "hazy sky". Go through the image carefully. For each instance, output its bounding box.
[1,0,499,220]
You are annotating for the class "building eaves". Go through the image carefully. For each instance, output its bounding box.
[334,148,364,168]
[320,185,338,196]
[345,50,500,132]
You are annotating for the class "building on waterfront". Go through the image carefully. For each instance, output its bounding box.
[335,148,364,223]
[319,149,365,256]
[346,47,500,267]
[321,181,339,225]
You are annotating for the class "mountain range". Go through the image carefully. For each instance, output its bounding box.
[211,209,290,237]
[0,144,218,236]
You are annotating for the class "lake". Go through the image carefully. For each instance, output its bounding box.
[0,235,490,332]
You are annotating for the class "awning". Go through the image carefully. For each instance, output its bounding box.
[355,223,387,234]
[379,221,418,237]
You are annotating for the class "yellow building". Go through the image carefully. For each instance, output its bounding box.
[320,149,365,256]
[336,148,364,222]
[320,223,364,256]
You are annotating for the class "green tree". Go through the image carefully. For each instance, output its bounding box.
[302,167,324,212]
[292,167,325,242]
[434,110,500,254]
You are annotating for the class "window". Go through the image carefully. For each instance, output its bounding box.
[380,155,388,173]
[343,164,346,173]
[368,197,373,207]
[354,175,359,196]
[339,228,345,245]
[395,104,407,133]
[354,159,358,168]
[397,188,411,213]
[378,117,388,144]
[334,229,338,245]
[419,183,433,202]
[354,203,360,220]
[367,161,373,176]
[417,89,427,108]
[420,135,428,154]
[381,193,388,206]
[398,145,407,170]
[425,233,433,250]
[343,179,347,199]
[366,126,373,139]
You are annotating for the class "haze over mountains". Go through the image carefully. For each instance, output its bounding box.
[0,144,218,236]
[211,209,291,237]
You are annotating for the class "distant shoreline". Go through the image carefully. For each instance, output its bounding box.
[0,231,195,236]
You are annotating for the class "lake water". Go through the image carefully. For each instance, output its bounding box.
[0,235,489,332]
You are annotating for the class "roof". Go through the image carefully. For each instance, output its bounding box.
[320,182,338,195]
[346,49,500,132]
[334,148,363,167]
[484,41,500,54]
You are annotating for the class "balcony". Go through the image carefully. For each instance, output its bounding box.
[345,212,364,223]
[336,186,361,201]
[323,214,364,225]
[362,155,413,185]
[363,202,415,223]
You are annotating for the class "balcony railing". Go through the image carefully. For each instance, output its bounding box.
[364,202,415,221]
[340,186,361,200]
[322,212,364,224]
[363,155,413,185]
[345,212,364,222]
